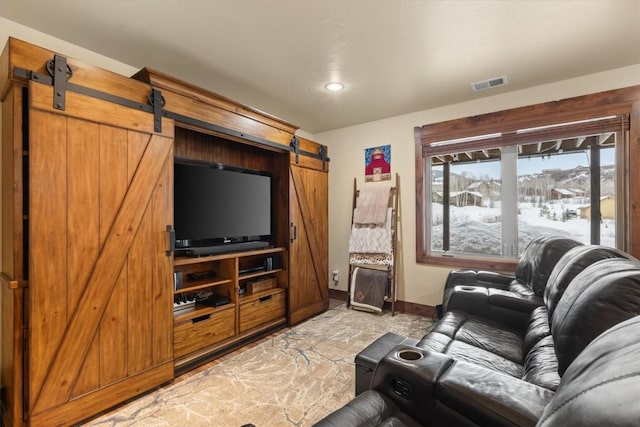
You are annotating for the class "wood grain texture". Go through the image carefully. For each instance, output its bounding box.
[174,308,236,358]
[28,99,174,416]
[239,290,286,333]
[98,125,130,388]
[133,67,298,140]
[3,37,152,108]
[67,117,101,397]
[1,85,25,427]
[29,362,174,427]
[28,108,69,409]
[288,165,329,325]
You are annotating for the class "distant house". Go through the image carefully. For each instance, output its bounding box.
[434,191,483,207]
[578,195,615,220]
[550,188,575,199]
[468,180,501,195]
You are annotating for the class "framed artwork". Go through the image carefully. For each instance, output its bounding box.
[365,145,391,182]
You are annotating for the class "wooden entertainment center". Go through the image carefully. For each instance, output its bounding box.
[1,38,329,426]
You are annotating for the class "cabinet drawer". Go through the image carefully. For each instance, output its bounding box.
[174,308,235,358]
[239,292,286,333]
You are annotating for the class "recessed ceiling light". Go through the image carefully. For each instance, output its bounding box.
[325,82,344,92]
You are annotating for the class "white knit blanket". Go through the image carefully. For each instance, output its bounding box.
[348,208,393,254]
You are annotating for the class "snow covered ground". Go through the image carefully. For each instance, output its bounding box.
[431,201,615,256]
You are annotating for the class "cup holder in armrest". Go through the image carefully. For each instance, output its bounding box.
[398,349,423,361]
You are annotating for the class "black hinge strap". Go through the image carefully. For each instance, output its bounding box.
[149,88,164,133]
[13,65,154,114]
[319,145,327,170]
[48,54,72,110]
[290,135,300,164]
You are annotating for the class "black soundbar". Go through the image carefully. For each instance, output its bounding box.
[186,241,270,257]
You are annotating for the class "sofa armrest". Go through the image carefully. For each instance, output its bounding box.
[441,270,515,315]
[438,359,554,427]
[370,345,455,426]
[446,286,542,329]
[371,345,553,427]
[488,288,543,312]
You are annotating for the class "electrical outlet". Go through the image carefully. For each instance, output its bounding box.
[332,269,339,283]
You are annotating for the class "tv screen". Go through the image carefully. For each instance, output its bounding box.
[174,160,272,247]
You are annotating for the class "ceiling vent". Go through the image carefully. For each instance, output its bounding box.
[471,75,508,92]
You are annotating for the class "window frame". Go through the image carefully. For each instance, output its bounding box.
[415,86,640,270]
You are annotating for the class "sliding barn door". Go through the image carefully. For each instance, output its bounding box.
[26,80,174,425]
[289,164,329,325]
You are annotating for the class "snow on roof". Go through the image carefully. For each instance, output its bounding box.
[552,188,576,196]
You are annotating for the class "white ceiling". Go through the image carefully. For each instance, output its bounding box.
[2,1,639,134]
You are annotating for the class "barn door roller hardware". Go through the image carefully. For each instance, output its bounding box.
[46,54,73,110]
[290,136,301,164]
[13,56,155,118]
[289,136,330,168]
[148,89,165,133]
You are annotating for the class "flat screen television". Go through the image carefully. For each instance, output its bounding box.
[174,159,272,254]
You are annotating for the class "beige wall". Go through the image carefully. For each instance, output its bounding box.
[316,64,640,307]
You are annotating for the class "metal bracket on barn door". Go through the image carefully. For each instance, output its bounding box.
[318,145,328,170]
[289,136,330,169]
[47,54,73,110]
[148,89,165,133]
[290,136,301,164]
[13,57,156,117]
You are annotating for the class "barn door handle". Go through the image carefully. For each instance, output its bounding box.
[166,225,175,256]
[290,222,297,242]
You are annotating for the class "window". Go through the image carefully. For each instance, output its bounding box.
[415,87,639,269]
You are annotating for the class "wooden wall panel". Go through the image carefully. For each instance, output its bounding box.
[151,152,174,365]
[67,118,101,397]
[28,109,68,409]
[98,125,129,387]
[1,86,24,427]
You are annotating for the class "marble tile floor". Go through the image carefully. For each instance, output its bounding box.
[86,301,433,427]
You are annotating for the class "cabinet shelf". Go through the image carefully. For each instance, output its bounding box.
[239,268,283,281]
[174,278,233,294]
[174,247,286,266]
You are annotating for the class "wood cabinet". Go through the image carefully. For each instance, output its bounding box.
[172,247,287,369]
[1,37,328,427]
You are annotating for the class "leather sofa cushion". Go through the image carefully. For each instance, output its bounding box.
[522,336,560,391]
[438,359,554,427]
[552,258,640,375]
[417,311,524,378]
[513,236,583,297]
[522,306,550,355]
[543,245,632,320]
[537,316,640,427]
[422,310,523,363]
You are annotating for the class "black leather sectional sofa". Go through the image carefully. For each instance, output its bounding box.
[314,237,640,426]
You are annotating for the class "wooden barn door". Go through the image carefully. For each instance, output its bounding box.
[26,80,175,425]
[289,164,329,325]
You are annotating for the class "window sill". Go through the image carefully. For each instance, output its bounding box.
[420,254,518,274]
